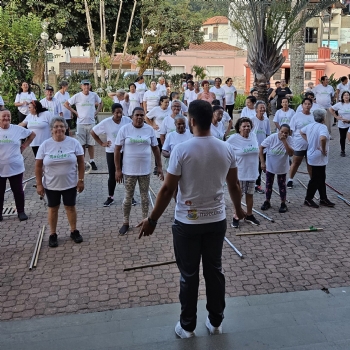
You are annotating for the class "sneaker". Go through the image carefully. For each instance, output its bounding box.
[119,224,129,235]
[304,199,319,208]
[18,212,28,221]
[90,161,98,170]
[332,123,336,126]
[153,166,158,175]
[341,152,346,157]
[70,230,83,243]
[261,201,271,211]
[279,202,288,213]
[255,185,265,194]
[132,198,137,206]
[175,321,195,338]
[287,180,293,189]
[245,214,260,226]
[205,316,222,335]
[103,197,114,207]
[320,199,335,207]
[49,233,58,248]
[231,217,239,228]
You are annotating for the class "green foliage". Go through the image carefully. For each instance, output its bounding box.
[187,0,228,22]
[234,94,247,110]
[169,74,183,92]
[101,96,114,112]
[191,65,207,80]
[290,94,304,110]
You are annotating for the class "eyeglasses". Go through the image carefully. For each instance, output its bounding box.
[134,114,145,117]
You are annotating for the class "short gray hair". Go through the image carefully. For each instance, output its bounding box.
[255,100,267,110]
[313,109,326,123]
[50,116,68,129]
[171,99,182,106]
[174,114,186,122]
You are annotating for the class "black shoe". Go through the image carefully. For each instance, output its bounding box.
[0,215,3,222]
[332,123,336,126]
[255,185,264,194]
[231,217,239,228]
[70,230,83,243]
[319,199,335,207]
[119,224,129,235]
[132,198,137,206]
[18,212,28,221]
[49,233,58,248]
[279,202,288,213]
[103,197,114,207]
[287,180,293,189]
[341,152,346,157]
[90,161,98,170]
[245,214,260,226]
[304,199,319,208]
[261,201,271,211]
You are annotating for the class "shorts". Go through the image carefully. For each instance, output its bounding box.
[45,187,77,207]
[293,150,307,157]
[239,180,255,195]
[76,124,95,146]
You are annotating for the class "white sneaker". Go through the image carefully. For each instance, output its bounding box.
[205,316,223,335]
[175,321,195,338]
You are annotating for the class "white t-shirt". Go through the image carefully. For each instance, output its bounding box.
[135,82,147,100]
[167,136,237,224]
[210,122,226,140]
[209,86,226,106]
[146,106,171,138]
[36,137,84,190]
[54,91,71,120]
[40,97,63,118]
[241,106,256,119]
[15,92,37,115]
[226,133,259,181]
[0,125,32,177]
[222,111,231,124]
[143,90,160,112]
[162,129,193,153]
[336,82,350,101]
[115,123,158,175]
[222,85,237,105]
[301,122,329,166]
[261,133,293,174]
[156,83,167,97]
[113,97,129,117]
[273,108,295,126]
[92,116,131,153]
[127,92,142,116]
[0,95,4,106]
[332,102,350,128]
[296,103,324,114]
[312,84,334,108]
[67,91,101,124]
[159,115,188,136]
[169,100,188,114]
[289,112,315,151]
[184,89,197,106]
[23,112,52,147]
[250,115,271,146]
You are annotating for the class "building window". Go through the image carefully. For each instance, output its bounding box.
[170,66,185,75]
[273,69,282,80]
[305,71,311,80]
[203,28,208,35]
[77,70,89,76]
[305,28,318,43]
[206,65,223,77]
[64,69,72,77]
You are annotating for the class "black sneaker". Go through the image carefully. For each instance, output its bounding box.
[341,152,346,157]
[231,217,239,228]
[245,214,260,226]
[103,197,114,207]
[287,180,293,189]
[90,161,98,170]
[132,198,137,206]
[320,199,335,207]
[18,212,28,221]
[70,230,83,243]
[255,185,264,194]
[261,201,271,211]
[49,233,58,248]
[119,224,129,235]
[304,199,319,208]
[279,202,288,213]
[332,123,336,126]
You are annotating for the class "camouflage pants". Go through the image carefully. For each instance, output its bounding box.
[123,174,150,223]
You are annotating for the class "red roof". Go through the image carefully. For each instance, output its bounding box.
[70,54,136,63]
[203,16,229,25]
[189,42,241,51]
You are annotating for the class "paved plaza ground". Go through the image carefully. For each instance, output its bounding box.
[1,122,350,332]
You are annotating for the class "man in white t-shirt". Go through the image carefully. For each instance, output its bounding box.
[137,100,245,339]
[312,76,335,136]
[40,85,63,118]
[209,77,226,109]
[184,80,197,106]
[64,79,103,170]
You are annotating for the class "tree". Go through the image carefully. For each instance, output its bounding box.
[137,0,204,76]
[227,0,339,101]
[188,0,228,22]
[191,65,208,80]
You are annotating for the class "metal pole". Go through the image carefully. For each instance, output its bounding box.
[224,237,243,258]
[44,41,48,86]
[241,202,275,223]
[149,191,154,208]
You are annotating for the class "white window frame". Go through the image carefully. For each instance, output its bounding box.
[206,65,224,78]
[170,65,186,75]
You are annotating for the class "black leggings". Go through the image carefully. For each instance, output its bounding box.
[106,152,123,197]
[339,127,349,152]
[155,137,162,167]
[32,146,39,157]
[225,104,234,119]
[17,111,27,124]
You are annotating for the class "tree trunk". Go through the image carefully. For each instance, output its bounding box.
[100,0,106,85]
[110,0,123,59]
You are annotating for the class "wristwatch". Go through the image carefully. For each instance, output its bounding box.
[148,217,158,227]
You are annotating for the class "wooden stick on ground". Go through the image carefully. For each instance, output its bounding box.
[297,171,309,175]
[297,179,319,200]
[124,260,177,271]
[88,172,109,175]
[236,227,323,236]
[149,186,157,198]
[326,183,343,196]
[29,226,44,270]
[33,225,45,268]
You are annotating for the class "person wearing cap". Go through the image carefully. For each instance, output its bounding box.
[40,85,63,119]
[108,88,129,117]
[64,80,103,171]
[14,81,37,123]
[54,81,72,136]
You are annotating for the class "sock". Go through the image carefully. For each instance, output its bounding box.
[288,178,293,182]
[90,159,95,163]
[109,196,114,199]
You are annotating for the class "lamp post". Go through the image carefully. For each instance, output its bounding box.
[147,46,155,79]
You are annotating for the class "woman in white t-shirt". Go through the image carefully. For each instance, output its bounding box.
[260,124,294,213]
[273,97,295,130]
[19,101,53,156]
[169,92,188,115]
[143,81,160,112]
[35,117,85,248]
[222,78,237,119]
[241,96,257,119]
[226,117,260,227]
[0,110,35,222]
[14,81,37,123]
[127,83,142,117]
[54,81,72,136]
[91,103,132,207]
[210,106,226,141]
[115,107,164,235]
[134,76,147,102]
[329,91,350,156]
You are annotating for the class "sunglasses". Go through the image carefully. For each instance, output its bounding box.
[134,114,145,117]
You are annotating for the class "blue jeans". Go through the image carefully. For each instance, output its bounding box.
[172,218,226,332]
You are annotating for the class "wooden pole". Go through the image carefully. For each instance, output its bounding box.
[124,260,176,271]
[326,183,343,196]
[236,227,323,236]
[33,225,45,268]
[297,178,319,200]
